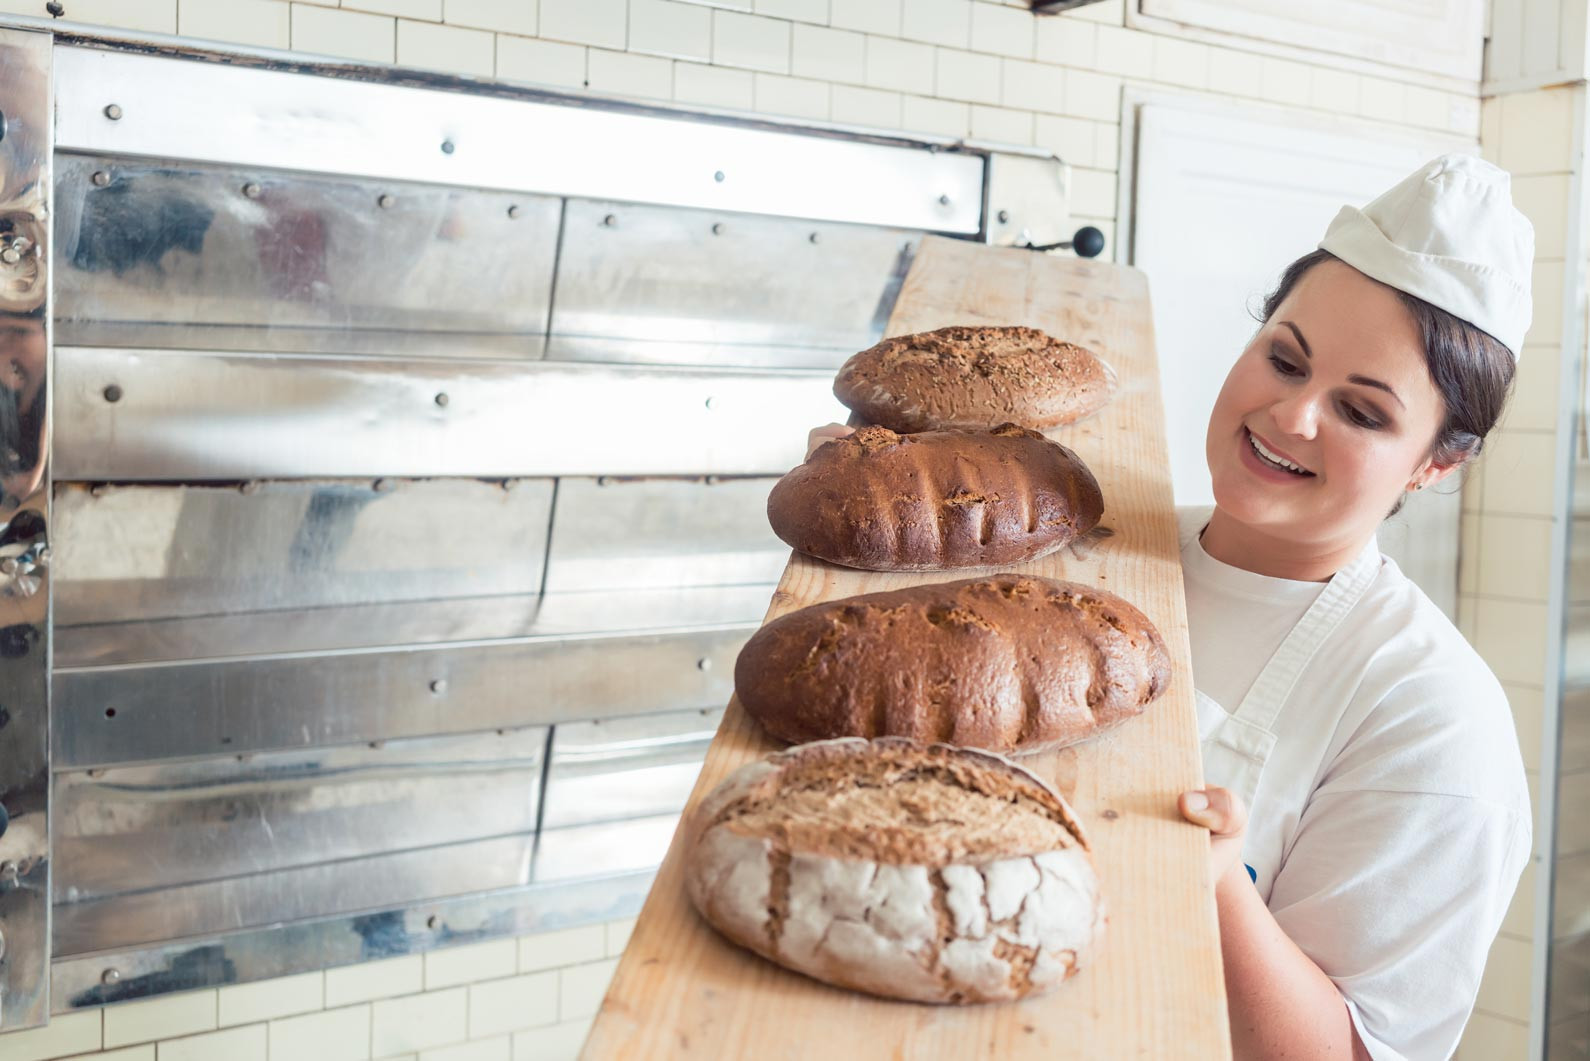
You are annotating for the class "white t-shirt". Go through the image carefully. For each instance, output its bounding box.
[1178,508,1532,1061]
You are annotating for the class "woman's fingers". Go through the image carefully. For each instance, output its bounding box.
[1180,787,1249,837]
[805,423,856,458]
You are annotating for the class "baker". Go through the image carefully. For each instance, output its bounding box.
[807,153,1533,1059]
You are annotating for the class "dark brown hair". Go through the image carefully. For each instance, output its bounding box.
[1257,249,1516,513]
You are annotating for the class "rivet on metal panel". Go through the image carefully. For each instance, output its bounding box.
[601,213,617,227]
[809,232,820,244]
[434,392,450,408]
[426,914,440,930]
[91,170,111,187]
[938,194,951,206]
[102,384,123,403]
[714,171,725,182]
[596,476,612,486]
[711,222,724,235]
[373,478,395,493]
[101,968,120,985]
[242,182,262,200]
[704,396,716,410]
[507,205,521,219]
[997,209,1010,224]
[378,194,395,209]
[103,103,123,121]
[696,657,712,671]
[239,481,259,495]
[430,679,448,694]
[45,1,63,15]
[441,140,455,155]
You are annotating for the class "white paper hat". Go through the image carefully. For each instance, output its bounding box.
[1318,154,1534,359]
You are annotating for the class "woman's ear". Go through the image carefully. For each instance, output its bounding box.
[1410,448,1473,492]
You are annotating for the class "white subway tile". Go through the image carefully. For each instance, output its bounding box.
[468,970,560,1038]
[755,0,826,22]
[558,959,620,1022]
[791,23,865,82]
[1309,65,1359,115]
[425,939,520,991]
[864,34,933,94]
[630,0,711,60]
[518,926,607,973]
[714,9,792,72]
[444,0,535,36]
[177,0,290,48]
[290,4,396,62]
[1069,166,1116,218]
[935,47,1001,104]
[1,1011,102,1061]
[1150,35,1206,88]
[1073,0,1124,23]
[1481,96,1502,165]
[372,988,467,1057]
[1499,87,1575,174]
[831,83,902,128]
[48,0,175,31]
[1093,120,1118,169]
[604,918,637,958]
[754,72,830,118]
[496,36,587,88]
[675,61,756,108]
[1457,592,1478,639]
[325,956,424,1008]
[63,1047,150,1061]
[1477,513,1552,602]
[1205,46,1262,98]
[1358,76,1406,124]
[1448,94,1480,137]
[1475,933,1534,1022]
[418,1037,511,1061]
[1000,57,1064,113]
[1503,342,1560,434]
[585,48,673,98]
[157,1024,265,1061]
[970,104,1032,144]
[510,1020,592,1061]
[900,0,971,47]
[830,0,898,34]
[1403,85,1450,130]
[1473,597,1549,685]
[1529,259,1563,344]
[1063,68,1121,122]
[1501,851,1536,934]
[540,0,626,49]
[398,19,495,76]
[1453,1010,1528,1060]
[901,94,969,137]
[268,1005,371,1061]
[1034,16,1093,67]
[1259,57,1310,107]
[970,2,1032,57]
[343,0,438,20]
[1034,113,1095,167]
[1481,429,1557,518]
[218,971,323,1027]
[1459,511,1480,596]
[104,991,217,1050]
[1512,173,1570,260]
[1093,24,1152,79]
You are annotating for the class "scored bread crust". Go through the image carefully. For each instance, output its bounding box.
[734,574,1171,755]
[766,423,1104,572]
[684,738,1105,1004]
[833,325,1115,432]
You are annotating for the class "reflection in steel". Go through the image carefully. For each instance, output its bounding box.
[0,26,50,1033]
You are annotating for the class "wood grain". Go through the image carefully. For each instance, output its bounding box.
[583,236,1231,1059]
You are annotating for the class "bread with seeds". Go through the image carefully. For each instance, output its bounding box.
[734,574,1170,755]
[768,423,1103,571]
[833,324,1115,432]
[684,737,1104,1004]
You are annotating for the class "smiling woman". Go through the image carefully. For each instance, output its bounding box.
[1179,155,1533,1061]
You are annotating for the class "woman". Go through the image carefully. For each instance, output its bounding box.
[809,154,1533,1060]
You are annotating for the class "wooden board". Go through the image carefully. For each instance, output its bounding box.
[583,236,1231,1059]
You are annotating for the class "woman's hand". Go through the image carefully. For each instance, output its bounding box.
[806,423,855,459]
[1180,786,1249,891]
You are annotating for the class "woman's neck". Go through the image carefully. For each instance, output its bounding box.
[1198,507,1369,583]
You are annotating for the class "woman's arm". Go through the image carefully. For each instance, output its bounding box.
[1182,789,1372,1061]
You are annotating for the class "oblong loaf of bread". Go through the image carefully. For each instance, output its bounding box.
[685,737,1104,1004]
[767,424,1104,571]
[834,324,1115,432]
[735,574,1170,754]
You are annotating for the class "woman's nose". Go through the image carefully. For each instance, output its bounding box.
[1270,389,1321,439]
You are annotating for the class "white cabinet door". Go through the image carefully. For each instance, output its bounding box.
[1130,98,1469,613]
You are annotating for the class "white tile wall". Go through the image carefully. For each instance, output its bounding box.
[398,19,496,76]
[518,925,606,973]
[587,47,673,97]
[1094,24,1153,80]
[754,72,831,118]
[791,23,865,82]
[713,9,792,72]
[467,971,559,1038]
[901,93,969,136]
[63,1047,151,1061]
[1001,58,1065,113]
[831,83,903,128]
[900,0,971,48]
[290,3,396,62]
[419,1038,510,1061]
[344,0,438,22]
[424,939,519,990]
[934,46,1002,104]
[630,0,711,61]
[969,3,1032,58]
[539,0,625,49]
[267,1005,371,1061]
[970,103,1033,144]
[178,0,290,48]
[756,0,825,23]
[1150,35,1207,89]
[1,1012,102,1061]
[557,960,620,1022]
[495,35,586,87]
[864,35,934,94]
[103,993,216,1050]
[675,61,756,107]
[371,987,468,1056]
[443,0,535,37]
[509,1020,591,1061]
[829,0,899,36]
[218,971,324,1027]
[158,1024,267,1061]
[49,0,176,31]
[1476,932,1536,1023]
[325,956,424,1008]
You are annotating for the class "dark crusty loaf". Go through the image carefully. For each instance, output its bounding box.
[734,574,1170,755]
[833,325,1115,432]
[767,423,1103,571]
[685,737,1103,1004]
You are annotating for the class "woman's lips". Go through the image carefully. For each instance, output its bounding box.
[1240,427,1315,483]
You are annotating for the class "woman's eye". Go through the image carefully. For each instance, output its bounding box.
[1342,403,1382,430]
[1267,353,1302,377]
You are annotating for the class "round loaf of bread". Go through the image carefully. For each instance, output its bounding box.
[767,423,1103,571]
[685,737,1104,1004]
[833,325,1115,432]
[735,574,1170,754]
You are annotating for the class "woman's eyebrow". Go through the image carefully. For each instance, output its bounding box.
[1281,321,1312,358]
[1281,320,1405,409]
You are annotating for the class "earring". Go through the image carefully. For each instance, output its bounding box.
[1411,482,1425,492]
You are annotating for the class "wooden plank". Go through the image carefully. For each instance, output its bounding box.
[584,236,1230,1059]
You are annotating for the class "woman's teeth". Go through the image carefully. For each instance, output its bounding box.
[1249,431,1312,476]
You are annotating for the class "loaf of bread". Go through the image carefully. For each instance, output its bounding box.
[685,737,1104,1004]
[834,325,1115,432]
[767,423,1103,571]
[735,574,1170,754]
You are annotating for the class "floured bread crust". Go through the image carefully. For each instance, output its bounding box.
[833,325,1116,432]
[685,738,1105,1004]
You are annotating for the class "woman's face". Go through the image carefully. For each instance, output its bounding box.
[1206,259,1454,548]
